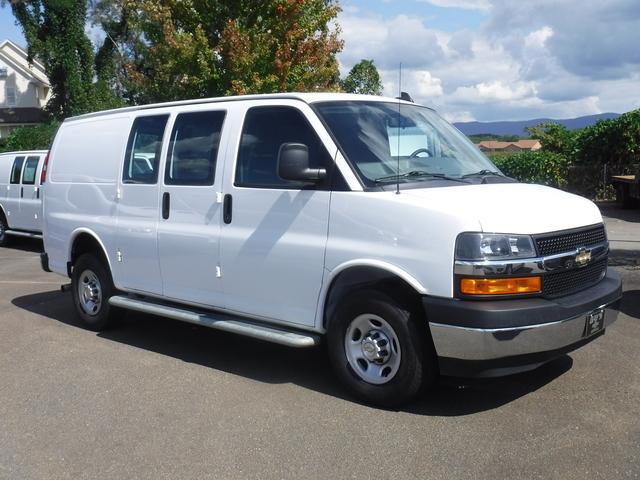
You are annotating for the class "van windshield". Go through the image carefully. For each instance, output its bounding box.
[314,101,501,188]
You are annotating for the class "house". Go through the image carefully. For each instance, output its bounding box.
[477,139,542,152]
[0,40,50,139]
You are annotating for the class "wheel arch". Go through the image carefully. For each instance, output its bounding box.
[318,260,427,331]
[0,203,8,225]
[68,228,113,277]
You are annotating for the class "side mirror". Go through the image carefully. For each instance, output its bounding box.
[277,143,327,183]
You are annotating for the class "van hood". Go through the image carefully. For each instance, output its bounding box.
[401,183,603,234]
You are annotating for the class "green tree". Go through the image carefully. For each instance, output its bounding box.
[5,0,124,118]
[94,0,344,103]
[525,122,575,157]
[341,59,383,95]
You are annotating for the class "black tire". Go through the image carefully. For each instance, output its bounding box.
[0,215,11,247]
[327,290,436,408]
[71,253,117,331]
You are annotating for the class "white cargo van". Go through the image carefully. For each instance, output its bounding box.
[41,94,622,406]
[0,150,48,245]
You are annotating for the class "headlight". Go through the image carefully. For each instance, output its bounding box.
[455,233,536,261]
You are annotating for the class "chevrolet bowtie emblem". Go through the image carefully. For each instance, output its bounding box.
[575,247,591,266]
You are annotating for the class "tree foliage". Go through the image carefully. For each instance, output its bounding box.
[497,109,640,198]
[93,0,344,103]
[525,122,575,157]
[341,59,383,95]
[5,0,124,118]
[0,121,59,152]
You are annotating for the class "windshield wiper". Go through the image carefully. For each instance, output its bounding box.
[374,170,470,184]
[461,169,504,178]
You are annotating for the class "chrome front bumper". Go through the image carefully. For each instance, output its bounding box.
[429,300,619,361]
[424,268,623,377]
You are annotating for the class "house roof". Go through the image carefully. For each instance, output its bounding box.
[514,139,541,149]
[0,107,47,124]
[478,141,509,149]
[0,39,49,86]
[478,139,541,150]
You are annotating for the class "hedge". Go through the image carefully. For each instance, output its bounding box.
[490,151,569,189]
[0,122,59,153]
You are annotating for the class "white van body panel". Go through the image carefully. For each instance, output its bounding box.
[401,183,603,235]
[0,150,47,232]
[324,184,603,301]
[325,189,482,300]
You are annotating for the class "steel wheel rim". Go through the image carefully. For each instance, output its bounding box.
[344,313,402,385]
[78,269,102,316]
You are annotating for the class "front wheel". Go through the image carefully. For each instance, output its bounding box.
[71,253,117,331]
[327,290,436,407]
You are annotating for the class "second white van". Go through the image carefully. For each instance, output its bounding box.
[0,150,48,246]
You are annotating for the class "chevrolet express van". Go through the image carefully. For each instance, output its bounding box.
[0,150,47,246]
[40,94,622,406]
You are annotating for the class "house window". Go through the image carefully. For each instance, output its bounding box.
[5,86,16,106]
[0,67,7,78]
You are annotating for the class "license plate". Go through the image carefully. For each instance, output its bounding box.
[584,309,605,337]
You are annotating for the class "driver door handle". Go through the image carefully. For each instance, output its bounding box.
[162,192,170,220]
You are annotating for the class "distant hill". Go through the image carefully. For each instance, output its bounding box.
[454,113,621,137]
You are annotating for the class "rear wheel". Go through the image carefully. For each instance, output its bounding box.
[71,253,117,331]
[0,215,10,247]
[327,290,436,407]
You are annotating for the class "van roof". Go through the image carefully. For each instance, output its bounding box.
[0,150,48,156]
[65,92,429,123]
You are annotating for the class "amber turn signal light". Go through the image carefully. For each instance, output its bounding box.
[460,276,541,295]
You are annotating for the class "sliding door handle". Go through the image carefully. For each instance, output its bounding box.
[223,194,232,224]
[162,192,170,219]
[20,187,24,198]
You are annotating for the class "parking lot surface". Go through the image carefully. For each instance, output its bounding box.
[1,211,639,479]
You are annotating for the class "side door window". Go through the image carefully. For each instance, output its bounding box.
[235,106,332,189]
[10,156,25,184]
[123,115,169,184]
[21,156,39,185]
[165,110,226,186]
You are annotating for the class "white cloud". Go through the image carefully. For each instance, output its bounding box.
[337,1,640,121]
[452,81,535,103]
[418,0,491,10]
[524,26,553,49]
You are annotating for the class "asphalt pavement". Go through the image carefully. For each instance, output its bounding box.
[0,208,638,480]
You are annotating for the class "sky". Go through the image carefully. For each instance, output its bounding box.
[2,0,639,122]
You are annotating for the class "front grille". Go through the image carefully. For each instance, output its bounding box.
[542,258,607,298]
[535,225,606,256]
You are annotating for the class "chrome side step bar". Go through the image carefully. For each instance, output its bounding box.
[6,230,42,239]
[108,295,321,348]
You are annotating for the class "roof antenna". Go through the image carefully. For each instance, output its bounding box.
[396,63,402,195]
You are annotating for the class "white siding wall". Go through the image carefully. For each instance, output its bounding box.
[0,61,44,108]
[0,41,50,109]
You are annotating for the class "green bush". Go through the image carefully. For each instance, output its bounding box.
[490,151,569,189]
[0,122,59,153]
